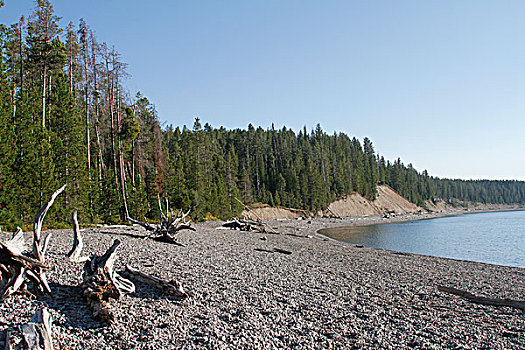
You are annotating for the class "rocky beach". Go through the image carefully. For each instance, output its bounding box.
[1,214,524,349]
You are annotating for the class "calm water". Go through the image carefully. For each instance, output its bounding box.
[320,210,525,268]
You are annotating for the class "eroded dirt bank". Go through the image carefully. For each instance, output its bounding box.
[242,185,524,221]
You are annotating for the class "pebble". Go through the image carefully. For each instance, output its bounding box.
[0,219,524,349]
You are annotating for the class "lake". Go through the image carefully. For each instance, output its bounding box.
[320,210,525,268]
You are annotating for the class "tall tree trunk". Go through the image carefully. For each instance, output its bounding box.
[83,35,92,215]
[108,57,118,188]
[91,34,104,181]
[18,16,24,90]
[69,49,73,95]
[131,140,135,186]
[116,68,129,219]
[11,85,16,121]
[42,66,46,129]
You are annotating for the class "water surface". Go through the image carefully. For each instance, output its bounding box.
[320,210,525,268]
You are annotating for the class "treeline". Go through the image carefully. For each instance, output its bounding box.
[0,1,523,229]
[162,124,525,217]
[162,122,379,219]
[378,160,525,206]
[0,0,164,228]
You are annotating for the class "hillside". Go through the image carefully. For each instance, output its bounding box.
[242,185,423,220]
[327,185,422,217]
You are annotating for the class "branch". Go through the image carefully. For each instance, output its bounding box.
[32,185,66,262]
[67,211,88,263]
[123,265,188,298]
[127,217,156,232]
[5,227,25,255]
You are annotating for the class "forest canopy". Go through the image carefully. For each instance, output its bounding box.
[0,1,523,229]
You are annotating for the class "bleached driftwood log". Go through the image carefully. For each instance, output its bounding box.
[0,186,66,299]
[123,265,188,298]
[0,232,46,299]
[31,185,67,294]
[234,197,279,234]
[220,218,266,233]
[21,308,54,350]
[438,285,525,311]
[5,308,54,350]
[127,198,195,246]
[80,239,135,323]
[66,211,88,263]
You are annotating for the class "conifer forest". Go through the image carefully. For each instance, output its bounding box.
[1,1,524,229]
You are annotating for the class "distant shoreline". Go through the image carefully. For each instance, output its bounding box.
[316,205,525,230]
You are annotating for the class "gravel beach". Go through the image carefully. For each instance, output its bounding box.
[1,216,524,349]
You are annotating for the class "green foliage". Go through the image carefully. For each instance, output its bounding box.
[0,2,523,231]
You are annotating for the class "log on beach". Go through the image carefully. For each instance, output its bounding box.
[437,285,525,310]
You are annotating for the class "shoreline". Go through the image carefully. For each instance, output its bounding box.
[1,216,524,349]
[311,208,525,269]
[322,205,525,228]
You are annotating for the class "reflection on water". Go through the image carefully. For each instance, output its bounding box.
[320,210,525,268]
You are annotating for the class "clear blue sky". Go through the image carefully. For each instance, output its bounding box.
[2,1,524,180]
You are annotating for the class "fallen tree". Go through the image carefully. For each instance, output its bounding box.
[0,185,66,299]
[220,217,267,233]
[127,198,195,245]
[70,224,187,323]
[254,247,292,255]
[234,197,279,234]
[437,285,525,311]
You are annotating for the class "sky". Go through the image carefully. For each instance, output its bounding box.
[1,1,524,181]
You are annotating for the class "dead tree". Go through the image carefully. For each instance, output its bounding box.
[80,239,135,324]
[0,185,66,299]
[127,198,195,245]
[234,197,279,234]
[220,217,266,232]
[32,185,66,293]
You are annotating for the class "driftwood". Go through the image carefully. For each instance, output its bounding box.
[80,239,135,324]
[31,184,67,294]
[0,234,46,299]
[21,308,54,350]
[0,186,65,299]
[5,308,54,350]
[221,218,266,233]
[234,197,279,234]
[123,265,188,298]
[66,211,88,263]
[437,285,525,311]
[127,198,195,246]
[254,247,292,255]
